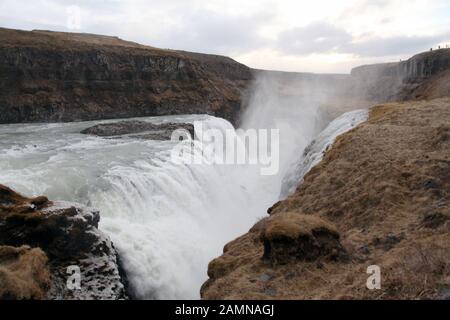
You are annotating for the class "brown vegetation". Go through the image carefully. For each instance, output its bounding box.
[261,212,348,264]
[201,98,450,299]
[0,246,50,300]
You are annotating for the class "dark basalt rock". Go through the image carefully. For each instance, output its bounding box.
[81,120,194,140]
[0,184,129,299]
[371,233,404,251]
[421,212,449,229]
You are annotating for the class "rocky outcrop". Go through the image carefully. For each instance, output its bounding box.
[0,28,252,125]
[0,184,128,299]
[201,98,450,300]
[260,212,348,265]
[81,120,194,140]
[401,49,450,79]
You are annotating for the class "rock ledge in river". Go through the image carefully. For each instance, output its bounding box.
[81,120,194,140]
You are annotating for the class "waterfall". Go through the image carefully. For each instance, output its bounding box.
[90,116,282,299]
[0,96,368,299]
[0,115,282,299]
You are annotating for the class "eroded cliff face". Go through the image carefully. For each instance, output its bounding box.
[0,28,252,125]
[201,98,450,300]
[350,48,450,102]
[2,28,448,127]
[0,184,129,299]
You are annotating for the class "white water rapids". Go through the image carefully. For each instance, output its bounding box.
[0,114,281,299]
[0,99,367,299]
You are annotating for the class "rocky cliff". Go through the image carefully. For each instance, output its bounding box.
[0,184,129,299]
[0,28,252,125]
[201,98,450,299]
[350,48,450,102]
[2,27,448,128]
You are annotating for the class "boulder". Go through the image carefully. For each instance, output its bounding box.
[260,212,348,264]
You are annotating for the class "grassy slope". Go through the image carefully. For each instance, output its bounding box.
[201,98,450,299]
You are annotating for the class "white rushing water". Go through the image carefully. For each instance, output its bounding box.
[280,109,369,198]
[0,97,366,299]
[0,114,286,299]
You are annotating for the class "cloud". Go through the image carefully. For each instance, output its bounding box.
[149,9,273,55]
[275,21,450,57]
[276,22,352,55]
[344,33,450,57]
[1,0,450,72]
[337,0,390,19]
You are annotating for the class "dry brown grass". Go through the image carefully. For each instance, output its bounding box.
[260,212,348,265]
[262,212,339,240]
[0,27,165,53]
[201,97,450,300]
[0,184,50,222]
[0,246,50,299]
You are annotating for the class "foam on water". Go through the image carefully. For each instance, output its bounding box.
[0,115,278,299]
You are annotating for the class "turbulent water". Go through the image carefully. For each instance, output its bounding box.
[0,114,283,299]
[0,100,366,299]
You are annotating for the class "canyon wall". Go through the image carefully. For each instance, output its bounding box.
[0,28,252,125]
[2,28,448,127]
[350,48,450,102]
[351,48,450,79]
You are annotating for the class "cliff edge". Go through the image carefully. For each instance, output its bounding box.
[350,48,450,102]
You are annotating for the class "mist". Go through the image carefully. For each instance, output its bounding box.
[239,70,349,193]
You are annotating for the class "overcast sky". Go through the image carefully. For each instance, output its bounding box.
[1,0,450,73]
